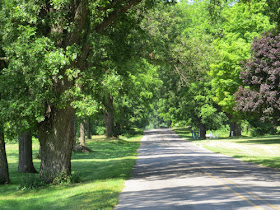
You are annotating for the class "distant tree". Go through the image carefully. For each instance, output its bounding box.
[209,1,274,136]
[0,0,9,184]
[18,131,37,173]
[143,1,226,138]
[0,123,9,184]
[235,31,280,124]
[72,96,98,145]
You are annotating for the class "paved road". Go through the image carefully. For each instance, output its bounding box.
[115,128,280,210]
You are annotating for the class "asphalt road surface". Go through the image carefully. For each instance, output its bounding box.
[115,128,280,210]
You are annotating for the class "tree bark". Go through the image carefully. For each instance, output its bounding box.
[227,114,242,137]
[79,120,85,146]
[18,131,37,173]
[73,114,77,145]
[230,121,242,137]
[0,125,9,184]
[38,104,75,183]
[104,95,114,138]
[199,122,206,139]
[87,118,91,139]
[235,123,241,136]
[229,121,235,137]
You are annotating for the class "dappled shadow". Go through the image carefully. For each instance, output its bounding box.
[131,144,280,183]
[233,155,280,169]
[134,129,280,182]
[116,128,280,209]
[235,137,280,145]
[71,139,140,160]
[116,183,280,209]
[0,135,141,207]
[0,187,119,210]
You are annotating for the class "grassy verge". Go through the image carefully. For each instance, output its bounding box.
[173,127,280,169]
[0,134,142,210]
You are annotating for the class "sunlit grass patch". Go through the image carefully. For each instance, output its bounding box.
[0,134,142,209]
[173,127,280,169]
[195,136,280,169]
[172,127,193,140]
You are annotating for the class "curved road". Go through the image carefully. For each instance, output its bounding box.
[115,128,280,210]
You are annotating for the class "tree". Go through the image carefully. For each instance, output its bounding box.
[0,123,9,184]
[0,0,151,183]
[235,31,280,124]
[86,5,161,137]
[72,95,98,145]
[79,121,86,146]
[209,0,274,136]
[113,59,162,133]
[18,131,37,173]
[0,0,9,185]
[142,1,226,137]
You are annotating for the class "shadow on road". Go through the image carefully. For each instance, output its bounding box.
[116,128,280,210]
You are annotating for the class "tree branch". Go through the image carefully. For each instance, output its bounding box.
[0,57,9,62]
[95,0,143,34]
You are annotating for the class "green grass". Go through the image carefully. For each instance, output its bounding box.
[173,127,193,140]
[173,127,280,169]
[0,134,142,210]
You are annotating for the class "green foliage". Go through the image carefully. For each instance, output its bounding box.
[18,174,45,191]
[52,172,81,186]
[209,1,274,118]
[144,1,226,131]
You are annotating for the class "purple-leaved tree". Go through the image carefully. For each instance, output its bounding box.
[235,31,280,123]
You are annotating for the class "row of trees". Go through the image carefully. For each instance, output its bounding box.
[1,0,279,185]
[146,0,280,138]
[0,0,161,184]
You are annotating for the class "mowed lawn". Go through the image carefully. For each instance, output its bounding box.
[173,128,280,169]
[0,134,142,210]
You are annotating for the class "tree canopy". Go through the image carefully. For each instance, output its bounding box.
[0,0,280,184]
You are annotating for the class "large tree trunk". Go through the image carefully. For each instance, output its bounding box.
[87,118,91,139]
[104,95,114,138]
[0,125,9,184]
[79,120,85,146]
[235,123,241,136]
[18,131,37,173]
[38,104,75,183]
[199,122,206,139]
[227,114,242,137]
[229,121,235,137]
[229,121,242,137]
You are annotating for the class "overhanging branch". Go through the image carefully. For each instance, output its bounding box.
[95,0,143,34]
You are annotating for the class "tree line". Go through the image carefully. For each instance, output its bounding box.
[0,0,279,185]
[146,0,280,138]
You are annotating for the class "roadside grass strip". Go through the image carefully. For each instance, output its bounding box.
[0,135,142,210]
[173,128,280,169]
[198,137,280,169]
